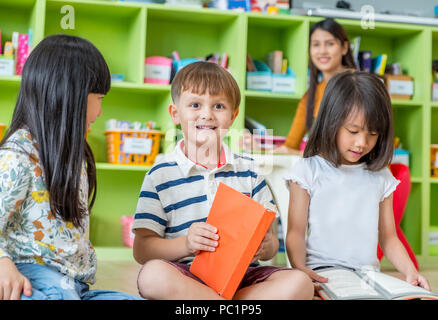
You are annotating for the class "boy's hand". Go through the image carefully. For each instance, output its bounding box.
[406,272,430,291]
[186,222,219,255]
[252,232,273,263]
[0,258,32,300]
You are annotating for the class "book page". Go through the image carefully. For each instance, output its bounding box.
[361,270,436,298]
[316,268,382,299]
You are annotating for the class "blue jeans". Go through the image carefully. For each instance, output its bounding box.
[16,263,144,300]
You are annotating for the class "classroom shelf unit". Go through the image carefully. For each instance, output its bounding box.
[1,0,438,266]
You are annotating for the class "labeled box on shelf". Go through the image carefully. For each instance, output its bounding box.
[383,74,414,100]
[105,129,164,166]
[247,60,296,94]
[272,67,296,93]
[145,56,173,85]
[392,148,410,167]
[0,56,15,76]
[173,58,201,75]
[246,60,272,92]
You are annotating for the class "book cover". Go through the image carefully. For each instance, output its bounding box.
[189,182,276,300]
[359,50,372,73]
[315,267,438,300]
[246,54,257,72]
[372,53,388,75]
[266,50,283,74]
[350,36,361,69]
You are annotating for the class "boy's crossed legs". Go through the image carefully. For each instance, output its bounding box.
[137,259,313,300]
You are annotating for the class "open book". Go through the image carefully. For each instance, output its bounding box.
[315,267,438,300]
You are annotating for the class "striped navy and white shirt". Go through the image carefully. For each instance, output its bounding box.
[132,140,277,264]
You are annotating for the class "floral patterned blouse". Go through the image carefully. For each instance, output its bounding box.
[0,129,97,284]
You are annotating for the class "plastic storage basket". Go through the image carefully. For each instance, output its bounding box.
[105,129,163,166]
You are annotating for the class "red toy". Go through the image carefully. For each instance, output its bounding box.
[377,163,419,270]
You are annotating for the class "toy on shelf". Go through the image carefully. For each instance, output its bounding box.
[104,119,163,166]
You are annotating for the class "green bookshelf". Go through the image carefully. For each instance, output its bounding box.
[1,0,437,266]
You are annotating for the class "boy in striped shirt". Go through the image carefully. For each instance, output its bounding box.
[132,61,313,300]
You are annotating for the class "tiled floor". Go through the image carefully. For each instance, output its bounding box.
[90,259,438,298]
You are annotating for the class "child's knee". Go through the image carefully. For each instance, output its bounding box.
[273,269,313,300]
[288,270,314,299]
[137,259,175,298]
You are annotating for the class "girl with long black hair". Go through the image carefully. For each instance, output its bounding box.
[0,34,142,300]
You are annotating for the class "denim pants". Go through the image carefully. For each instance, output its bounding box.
[16,263,144,300]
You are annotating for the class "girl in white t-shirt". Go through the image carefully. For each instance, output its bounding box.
[285,71,430,294]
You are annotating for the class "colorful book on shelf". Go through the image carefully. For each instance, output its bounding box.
[244,116,267,133]
[171,50,180,61]
[359,50,372,73]
[266,50,283,74]
[281,58,288,74]
[220,52,228,69]
[189,182,276,300]
[372,53,388,76]
[246,54,257,72]
[350,36,361,69]
[316,267,438,300]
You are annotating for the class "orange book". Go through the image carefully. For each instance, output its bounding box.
[189,182,276,300]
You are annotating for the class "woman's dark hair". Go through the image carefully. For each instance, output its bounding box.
[306,18,356,131]
[1,34,111,228]
[304,71,394,171]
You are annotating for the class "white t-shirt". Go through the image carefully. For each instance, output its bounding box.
[285,155,399,271]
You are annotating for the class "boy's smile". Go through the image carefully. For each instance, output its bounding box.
[169,90,239,155]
